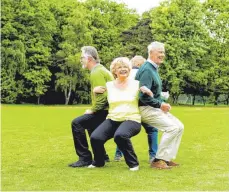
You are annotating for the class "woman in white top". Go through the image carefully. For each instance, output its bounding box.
[89,57,142,171]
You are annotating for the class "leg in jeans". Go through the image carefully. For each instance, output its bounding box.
[71,110,108,162]
[90,119,118,166]
[114,120,141,168]
[142,123,158,160]
[114,146,123,158]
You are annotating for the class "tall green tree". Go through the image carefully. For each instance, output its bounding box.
[1,0,27,103]
[23,67,51,104]
[120,12,154,58]
[49,0,92,104]
[83,0,138,68]
[1,0,56,103]
[203,0,229,105]
[149,0,210,103]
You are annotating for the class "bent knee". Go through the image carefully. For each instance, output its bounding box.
[71,119,81,130]
[169,123,184,133]
[175,123,184,133]
[90,133,105,143]
[179,123,184,131]
[114,134,128,142]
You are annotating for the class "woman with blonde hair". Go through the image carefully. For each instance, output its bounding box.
[89,57,142,171]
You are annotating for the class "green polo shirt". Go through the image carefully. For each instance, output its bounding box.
[90,64,114,112]
[135,61,163,108]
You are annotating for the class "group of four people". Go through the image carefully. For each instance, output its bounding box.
[69,41,184,171]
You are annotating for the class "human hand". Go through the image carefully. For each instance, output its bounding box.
[160,102,171,113]
[84,109,94,114]
[93,86,106,94]
[161,91,170,100]
[140,86,154,97]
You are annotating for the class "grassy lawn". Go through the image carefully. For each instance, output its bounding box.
[1,105,229,191]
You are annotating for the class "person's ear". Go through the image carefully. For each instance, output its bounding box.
[87,57,92,62]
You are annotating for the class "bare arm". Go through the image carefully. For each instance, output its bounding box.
[140,86,154,97]
[93,86,106,94]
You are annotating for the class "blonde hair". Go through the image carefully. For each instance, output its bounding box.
[110,57,131,78]
[130,56,146,68]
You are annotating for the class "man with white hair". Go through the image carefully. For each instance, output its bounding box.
[136,41,184,169]
[69,46,113,168]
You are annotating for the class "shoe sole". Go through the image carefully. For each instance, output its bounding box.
[151,166,172,170]
[68,163,92,168]
[69,165,91,168]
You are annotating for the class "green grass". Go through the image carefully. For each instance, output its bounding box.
[1,105,229,191]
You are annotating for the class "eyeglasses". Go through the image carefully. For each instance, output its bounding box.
[80,55,95,61]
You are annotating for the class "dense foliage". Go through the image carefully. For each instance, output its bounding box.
[1,0,229,105]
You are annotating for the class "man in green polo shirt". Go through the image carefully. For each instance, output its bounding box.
[136,41,184,169]
[68,46,113,168]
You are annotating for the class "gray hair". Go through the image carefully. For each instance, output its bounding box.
[130,55,146,68]
[81,46,100,63]
[110,57,131,78]
[147,41,165,55]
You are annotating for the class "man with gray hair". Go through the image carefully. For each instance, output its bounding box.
[69,46,113,167]
[136,41,184,169]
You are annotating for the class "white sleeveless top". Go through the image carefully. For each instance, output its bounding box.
[106,80,141,123]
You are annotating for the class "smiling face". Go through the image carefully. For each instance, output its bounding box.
[114,63,131,80]
[150,47,165,66]
[110,57,131,80]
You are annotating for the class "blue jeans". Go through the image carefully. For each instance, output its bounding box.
[114,123,158,159]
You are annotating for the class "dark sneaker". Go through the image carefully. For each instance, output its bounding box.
[114,155,122,162]
[104,155,110,162]
[68,160,92,168]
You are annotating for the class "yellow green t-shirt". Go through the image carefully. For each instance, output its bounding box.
[106,80,141,123]
[90,64,114,112]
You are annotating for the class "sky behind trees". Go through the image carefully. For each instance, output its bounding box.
[115,0,161,14]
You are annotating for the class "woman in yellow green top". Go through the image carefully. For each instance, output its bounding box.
[89,57,144,171]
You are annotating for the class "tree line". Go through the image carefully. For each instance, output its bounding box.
[1,0,229,105]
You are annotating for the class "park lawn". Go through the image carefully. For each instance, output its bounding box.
[1,105,229,191]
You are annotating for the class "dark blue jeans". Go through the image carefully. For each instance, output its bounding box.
[115,123,158,160]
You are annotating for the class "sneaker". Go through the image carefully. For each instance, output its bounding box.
[88,164,96,168]
[114,155,122,162]
[88,161,104,168]
[151,160,172,169]
[68,160,91,168]
[104,155,110,162]
[166,161,179,167]
[129,166,139,171]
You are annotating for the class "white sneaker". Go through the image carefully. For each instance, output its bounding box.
[129,166,139,171]
[88,164,96,168]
